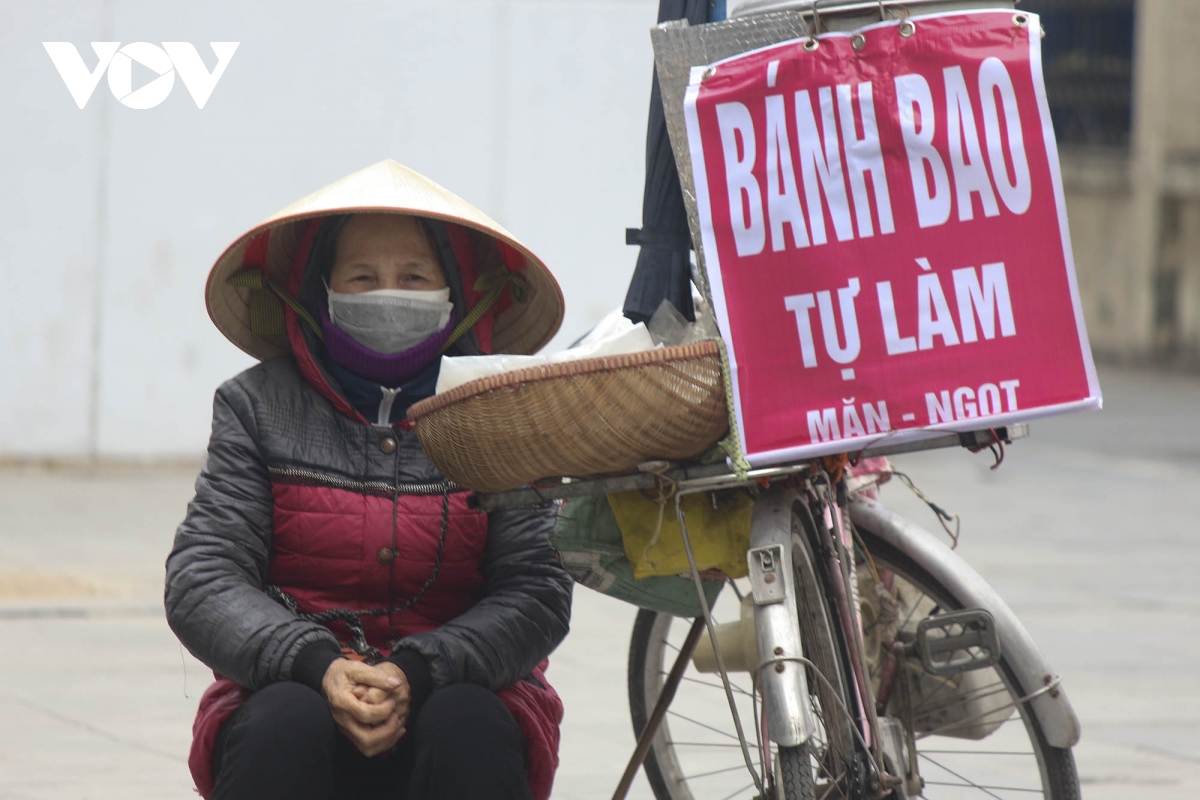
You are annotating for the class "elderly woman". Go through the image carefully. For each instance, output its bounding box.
[166,161,573,800]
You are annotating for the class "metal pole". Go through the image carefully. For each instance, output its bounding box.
[611,616,707,800]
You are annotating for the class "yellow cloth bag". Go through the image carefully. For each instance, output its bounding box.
[606,488,753,580]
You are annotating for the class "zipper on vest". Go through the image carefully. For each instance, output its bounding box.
[268,466,459,495]
[377,387,402,426]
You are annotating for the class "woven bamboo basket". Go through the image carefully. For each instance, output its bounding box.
[407,340,729,493]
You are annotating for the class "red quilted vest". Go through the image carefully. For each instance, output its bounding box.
[269,483,488,643]
[188,483,563,800]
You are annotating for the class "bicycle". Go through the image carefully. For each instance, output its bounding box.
[609,0,1083,791]
[470,0,1086,792]
[477,425,1081,799]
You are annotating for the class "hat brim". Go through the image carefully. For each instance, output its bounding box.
[206,161,564,361]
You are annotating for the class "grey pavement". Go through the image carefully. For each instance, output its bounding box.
[1,364,1199,798]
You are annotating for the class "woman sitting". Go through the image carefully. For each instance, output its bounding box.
[166,160,573,800]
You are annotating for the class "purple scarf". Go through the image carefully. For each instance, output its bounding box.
[319,301,457,385]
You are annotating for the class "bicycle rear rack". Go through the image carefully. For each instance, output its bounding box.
[472,425,1028,510]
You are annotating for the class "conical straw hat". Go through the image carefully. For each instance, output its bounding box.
[206,160,564,360]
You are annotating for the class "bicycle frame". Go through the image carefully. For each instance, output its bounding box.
[475,424,1081,798]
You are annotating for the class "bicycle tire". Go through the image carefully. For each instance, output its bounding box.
[777,745,816,800]
[628,497,859,800]
[626,509,1081,800]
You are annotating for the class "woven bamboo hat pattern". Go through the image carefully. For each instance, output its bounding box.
[206,160,565,361]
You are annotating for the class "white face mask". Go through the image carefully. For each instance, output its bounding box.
[327,286,453,355]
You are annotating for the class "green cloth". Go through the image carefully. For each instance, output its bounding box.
[552,493,723,618]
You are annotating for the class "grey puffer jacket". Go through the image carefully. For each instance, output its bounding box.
[164,356,573,693]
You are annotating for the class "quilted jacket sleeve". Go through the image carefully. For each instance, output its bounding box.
[164,377,339,690]
[390,501,573,692]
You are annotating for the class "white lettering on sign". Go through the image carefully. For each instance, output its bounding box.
[682,14,1103,462]
[796,87,854,245]
[716,81,896,255]
[717,102,766,256]
[765,94,809,251]
[894,58,1032,227]
[926,378,1020,423]
[784,278,862,368]
[788,259,1016,371]
[783,293,818,367]
[876,280,916,355]
[816,277,861,364]
[953,262,1016,342]
[875,259,1017,355]
[944,66,1000,222]
[979,57,1032,214]
[895,73,951,228]
[807,398,891,442]
[838,82,895,237]
[917,271,960,350]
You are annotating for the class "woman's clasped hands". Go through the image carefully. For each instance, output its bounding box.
[320,659,411,757]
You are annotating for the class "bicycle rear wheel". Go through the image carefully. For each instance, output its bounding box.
[626,509,1080,800]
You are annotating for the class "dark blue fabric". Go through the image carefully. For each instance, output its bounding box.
[622,0,710,325]
[324,356,443,425]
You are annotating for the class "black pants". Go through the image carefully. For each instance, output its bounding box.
[211,682,531,800]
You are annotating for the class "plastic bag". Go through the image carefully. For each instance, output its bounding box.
[436,309,655,394]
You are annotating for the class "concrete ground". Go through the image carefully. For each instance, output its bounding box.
[1,364,1198,799]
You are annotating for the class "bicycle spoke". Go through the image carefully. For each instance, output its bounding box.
[718,782,758,800]
[666,709,743,741]
[920,752,1039,798]
[918,749,1035,756]
[921,714,1023,741]
[667,671,757,698]
[903,663,1004,712]
[932,678,1005,703]
[815,765,847,793]
[916,702,1023,739]
[684,763,759,781]
[817,781,843,800]
[667,741,747,748]
[907,670,970,716]
[922,781,1044,794]
[896,585,934,631]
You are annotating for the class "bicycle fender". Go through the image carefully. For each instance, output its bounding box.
[849,498,1082,748]
[749,488,817,747]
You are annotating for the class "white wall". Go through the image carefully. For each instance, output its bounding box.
[0,0,659,458]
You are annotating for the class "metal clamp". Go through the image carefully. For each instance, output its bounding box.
[748,545,787,604]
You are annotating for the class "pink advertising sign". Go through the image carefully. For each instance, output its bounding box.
[683,10,1101,466]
